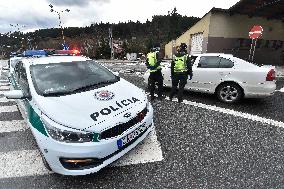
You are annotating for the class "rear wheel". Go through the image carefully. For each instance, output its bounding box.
[216,83,243,103]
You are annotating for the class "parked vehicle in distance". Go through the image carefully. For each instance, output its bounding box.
[5,55,154,175]
[144,53,276,103]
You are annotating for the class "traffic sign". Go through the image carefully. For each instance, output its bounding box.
[249,25,263,39]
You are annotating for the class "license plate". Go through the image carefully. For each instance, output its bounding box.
[117,123,149,149]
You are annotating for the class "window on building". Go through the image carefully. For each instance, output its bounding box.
[198,56,221,68]
[243,39,251,47]
[276,41,283,50]
[234,38,242,48]
[256,39,263,48]
[264,40,269,48]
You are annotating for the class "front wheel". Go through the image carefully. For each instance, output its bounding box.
[216,83,243,103]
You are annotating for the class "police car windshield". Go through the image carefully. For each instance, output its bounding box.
[30,60,119,96]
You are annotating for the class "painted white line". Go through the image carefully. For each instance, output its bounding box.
[0,97,13,103]
[0,120,28,133]
[0,80,9,82]
[0,86,10,90]
[164,96,284,128]
[0,129,163,178]
[0,150,51,179]
[147,92,284,128]
[0,83,10,87]
[0,105,18,113]
[112,128,163,167]
[277,87,284,93]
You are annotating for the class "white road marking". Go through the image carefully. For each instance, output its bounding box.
[0,83,10,87]
[0,91,8,95]
[0,150,51,179]
[0,97,13,103]
[0,129,163,178]
[0,86,10,90]
[0,80,9,82]
[0,105,18,113]
[112,129,163,167]
[277,87,284,93]
[164,96,284,129]
[0,120,28,133]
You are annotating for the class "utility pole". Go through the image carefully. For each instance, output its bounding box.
[109,27,114,59]
[49,4,70,49]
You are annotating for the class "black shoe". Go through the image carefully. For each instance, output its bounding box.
[178,99,183,103]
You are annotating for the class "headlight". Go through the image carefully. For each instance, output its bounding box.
[42,117,94,143]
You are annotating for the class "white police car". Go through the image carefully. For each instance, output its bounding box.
[5,55,154,175]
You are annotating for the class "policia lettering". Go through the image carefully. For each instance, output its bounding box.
[90,97,140,121]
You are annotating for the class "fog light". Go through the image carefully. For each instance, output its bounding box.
[60,158,103,170]
[63,159,94,163]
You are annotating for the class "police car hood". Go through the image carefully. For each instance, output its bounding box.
[36,79,147,132]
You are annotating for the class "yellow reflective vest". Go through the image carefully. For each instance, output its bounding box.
[174,55,188,73]
[147,52,161,73]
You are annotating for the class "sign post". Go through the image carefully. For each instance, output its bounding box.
[248,25,263,62]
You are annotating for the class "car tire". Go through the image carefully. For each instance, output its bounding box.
[216,83,243,103]
[40,151,52,171]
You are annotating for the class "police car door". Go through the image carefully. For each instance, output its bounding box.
[188,56,222,93]
[15,62,30,119]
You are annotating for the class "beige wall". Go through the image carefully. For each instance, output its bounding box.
[164,40,175,59]
[209,13,284,40]
[164,13,212,58]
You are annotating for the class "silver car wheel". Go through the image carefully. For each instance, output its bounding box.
[220,85,239,102]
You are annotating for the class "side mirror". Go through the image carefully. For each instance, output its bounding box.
[113,71,119,76]
[4,90,28,99]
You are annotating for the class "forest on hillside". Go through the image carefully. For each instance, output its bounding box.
[0,8,200,59]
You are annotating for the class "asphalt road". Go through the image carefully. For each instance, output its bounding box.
[1,62,284,189]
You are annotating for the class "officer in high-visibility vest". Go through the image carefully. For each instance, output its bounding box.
[146,46,163,101]
[169,43,193,103]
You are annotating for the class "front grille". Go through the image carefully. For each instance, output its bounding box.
[60,123,152,170]
[100,107,148,140]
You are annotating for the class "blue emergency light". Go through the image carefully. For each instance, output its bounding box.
[22,50,47,57]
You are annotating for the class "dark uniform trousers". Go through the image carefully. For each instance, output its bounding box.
[148,70,163,98]
[170,73,188,101]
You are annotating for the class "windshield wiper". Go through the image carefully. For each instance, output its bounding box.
[43,91,72,97]
[71,80,118,93]
[42,80,118,96]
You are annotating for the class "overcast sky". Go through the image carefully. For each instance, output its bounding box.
[0,0,240,33]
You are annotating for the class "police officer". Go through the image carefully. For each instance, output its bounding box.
[169,43,193,103]
[146,45,163,101]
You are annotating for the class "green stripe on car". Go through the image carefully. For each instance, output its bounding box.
[24,100,48,137]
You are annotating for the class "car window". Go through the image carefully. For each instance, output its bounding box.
[30,60,120,96]
[18,63,30,96]
[198,56,221,68]
[14,62,22,83]
[219,58,234,68]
